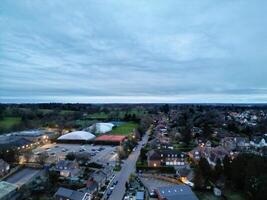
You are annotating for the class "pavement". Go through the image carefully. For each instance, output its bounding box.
[107,133,149,200]
[4,168,42,187]
[33,143,117,165]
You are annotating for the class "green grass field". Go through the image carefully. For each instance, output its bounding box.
[110,122,138,135]
[87,108,147,120]
[0,117,21,131]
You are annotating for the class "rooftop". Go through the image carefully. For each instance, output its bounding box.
[156,184,198,200]
[95,135,127,142]
[0,181,17,199]
[54,187,90,200]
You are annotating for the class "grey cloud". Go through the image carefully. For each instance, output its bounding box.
[0,0,267,103]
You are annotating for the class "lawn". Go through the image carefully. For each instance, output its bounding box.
[0,117,21,131]
[110,122,138,135]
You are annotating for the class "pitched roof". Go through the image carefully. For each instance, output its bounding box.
[147,149,185,160]
[54,187,89,200]
[0,159,9,168]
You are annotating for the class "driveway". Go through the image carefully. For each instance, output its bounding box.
[107,133,149,200]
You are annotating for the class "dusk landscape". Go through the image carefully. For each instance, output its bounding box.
[0,1,267,200]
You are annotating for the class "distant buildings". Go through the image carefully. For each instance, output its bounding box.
[147,149,186,167]
[156,184,198,200]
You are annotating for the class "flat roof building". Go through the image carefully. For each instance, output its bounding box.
[94,135,127,145]
[0,136,32,151]
[156,184,198,200]
[0,181,17,200]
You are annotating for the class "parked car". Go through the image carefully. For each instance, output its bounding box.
[113,180,118,185]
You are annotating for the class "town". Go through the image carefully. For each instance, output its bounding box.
[0,103,266,200]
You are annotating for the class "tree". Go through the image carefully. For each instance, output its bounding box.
[180,125,192,145]
[213,159,223,182]
[231,154,247,190]
[65,152,76,161]
[193,166,205,189]
[199,157,212,180]
[35,152,48,165]
[48,170,59,186]
[223,155,232,180]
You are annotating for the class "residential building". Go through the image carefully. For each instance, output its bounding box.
[0,159,10,177]
[147,149,186,167]
[55,160,79,177]
[156,184,198,200]
[54,187,91,200]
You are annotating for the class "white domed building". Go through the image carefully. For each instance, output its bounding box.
[57,131,95,143]
[87,123,114,134]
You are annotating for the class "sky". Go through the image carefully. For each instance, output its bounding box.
[0,0,267,103]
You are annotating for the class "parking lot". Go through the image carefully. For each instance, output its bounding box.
[33,143,118,165]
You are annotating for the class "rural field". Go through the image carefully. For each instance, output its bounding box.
[110,122,139,135]
[0,117,21,133]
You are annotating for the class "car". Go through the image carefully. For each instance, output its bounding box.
[113,180,118,185]
[110,186,115,190]
[107,190,112,196]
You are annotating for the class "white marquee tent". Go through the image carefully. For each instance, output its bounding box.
[57,131,96,141]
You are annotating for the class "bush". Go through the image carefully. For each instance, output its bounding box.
[136,165,176,174]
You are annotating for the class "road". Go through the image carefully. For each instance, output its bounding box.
[108,133,149,200]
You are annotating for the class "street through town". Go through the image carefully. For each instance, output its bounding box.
[108,132,149,200]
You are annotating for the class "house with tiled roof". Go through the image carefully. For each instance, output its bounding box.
[147,149,186,167]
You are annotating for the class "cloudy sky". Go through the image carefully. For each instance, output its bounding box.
[0,0,267,103]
